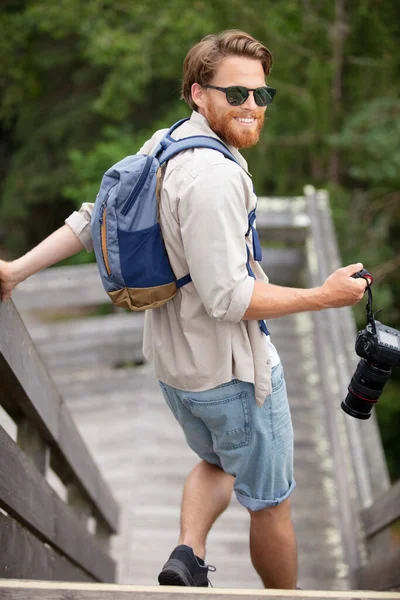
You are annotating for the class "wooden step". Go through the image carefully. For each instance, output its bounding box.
[1,581,399,600]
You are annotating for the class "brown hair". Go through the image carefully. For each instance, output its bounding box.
[181,30,273,111]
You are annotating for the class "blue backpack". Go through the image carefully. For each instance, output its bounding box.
[91,118,267,333]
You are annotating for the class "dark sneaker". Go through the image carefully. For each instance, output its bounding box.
[158,544,216,587]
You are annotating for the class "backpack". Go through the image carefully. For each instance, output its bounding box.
[91,118,266,326]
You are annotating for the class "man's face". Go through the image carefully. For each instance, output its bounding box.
[195,56,267,149]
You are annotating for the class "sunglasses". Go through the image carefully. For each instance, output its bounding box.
[203,84,276,107]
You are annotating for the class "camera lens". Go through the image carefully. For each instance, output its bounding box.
[341,359,392,419]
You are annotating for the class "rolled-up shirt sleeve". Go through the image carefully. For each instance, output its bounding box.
[178,162,254,323]
[65,202,94,251]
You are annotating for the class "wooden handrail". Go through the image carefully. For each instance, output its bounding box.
[361,479,400,538]
[0,298,119,581]
[305,187,397,592]
[356,480,400,591]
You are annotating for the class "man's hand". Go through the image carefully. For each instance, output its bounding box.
[319,263,368,309]
[0,225,86,303]
[0,259,19,301]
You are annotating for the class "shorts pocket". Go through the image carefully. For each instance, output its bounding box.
[269,370,292,451]
[271,362,285,392]
[159,382,180,422]
[186,390,250,451]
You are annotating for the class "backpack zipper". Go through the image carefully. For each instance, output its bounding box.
[99,181,119,275]
[100,207,111,276]
[121,156,153,216]
[99,180,119,224]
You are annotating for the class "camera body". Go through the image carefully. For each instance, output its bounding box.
[342,320,400,420]
[341,268,400,419]
[355,320,400,368]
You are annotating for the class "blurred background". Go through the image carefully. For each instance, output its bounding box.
[0,0,399,482]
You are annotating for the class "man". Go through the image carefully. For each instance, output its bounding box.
[0,30,367,589]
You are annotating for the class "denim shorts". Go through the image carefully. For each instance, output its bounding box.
[158,362,296,511]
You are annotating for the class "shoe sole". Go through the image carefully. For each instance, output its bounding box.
[158,559,207,587]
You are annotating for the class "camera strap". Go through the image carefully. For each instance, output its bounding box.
[363,278,381,337]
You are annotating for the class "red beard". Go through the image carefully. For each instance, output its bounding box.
[205,104,265,149]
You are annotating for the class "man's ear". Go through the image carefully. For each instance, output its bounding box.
[191,83,206,110]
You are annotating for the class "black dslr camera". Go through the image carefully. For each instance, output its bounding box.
[341,269,400,420]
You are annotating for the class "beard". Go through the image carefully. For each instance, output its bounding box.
[205,103,265,149]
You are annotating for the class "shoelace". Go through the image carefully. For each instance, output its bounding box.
[207,564,216,588]
[194,556,216,587]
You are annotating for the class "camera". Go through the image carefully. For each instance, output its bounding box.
[341,269,400,420]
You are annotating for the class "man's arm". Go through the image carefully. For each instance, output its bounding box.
[243,263,368,321]
[0,224,85,301]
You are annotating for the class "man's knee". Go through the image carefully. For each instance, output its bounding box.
[247,497,292,521]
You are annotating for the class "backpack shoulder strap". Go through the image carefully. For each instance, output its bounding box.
[158,135,241,168]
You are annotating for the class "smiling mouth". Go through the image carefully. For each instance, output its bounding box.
[234,117,256,125]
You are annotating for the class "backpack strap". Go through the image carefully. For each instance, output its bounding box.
[155,122,269,336]
[157,135,241,167]
[246,208,262,262]
[245,245,270,336]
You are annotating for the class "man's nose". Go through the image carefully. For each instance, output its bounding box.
[241,91,258,110]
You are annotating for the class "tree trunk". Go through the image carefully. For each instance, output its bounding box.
[329,0,347,183]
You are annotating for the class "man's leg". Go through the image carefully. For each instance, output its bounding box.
[248,497,298,589]
[178,459,234,559]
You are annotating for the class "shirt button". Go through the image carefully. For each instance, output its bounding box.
[266,359,271,365]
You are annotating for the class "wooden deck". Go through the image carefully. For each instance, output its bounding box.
[5,191,396,593]
[38,313,347,591]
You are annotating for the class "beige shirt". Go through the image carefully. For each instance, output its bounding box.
[65,111,280,406]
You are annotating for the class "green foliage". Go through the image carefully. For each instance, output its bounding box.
[376,380,400,481]
[331,97,400,189]
[1,0,400,478]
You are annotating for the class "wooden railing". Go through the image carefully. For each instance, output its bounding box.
[357,480,400,590]
[0,299,119,582]
[304,186,399,591]
[4,188,398,592]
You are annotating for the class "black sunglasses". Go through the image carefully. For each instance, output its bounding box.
[203,84,276,107]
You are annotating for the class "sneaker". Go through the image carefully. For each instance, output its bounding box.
[158,544,216,587]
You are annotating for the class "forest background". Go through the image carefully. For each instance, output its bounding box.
[0,0,399,479]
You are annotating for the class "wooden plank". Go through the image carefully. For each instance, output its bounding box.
[0,299,119,533]
[0,424,55,542]
[311,188,390,504]
[95,517,112,553]
[13,264,110,311]
[361,480,400,537]
[53,488,116,583]
[29,313,145,371]
[0,424,115,582]
[67,483,92,525]
[306,193,363,583]
[308,189,392,569]
[306,190,396,590]
[0,511,93,582]
[13,248,305,312]
[357,546,400,591]
[1,581,400,600]
[58,402,119,537]
[0,301,60,433]
[257,197,310,244]
[16,417,49,475]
